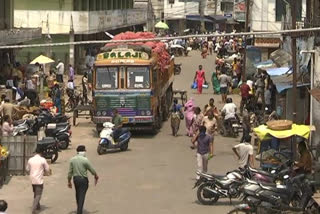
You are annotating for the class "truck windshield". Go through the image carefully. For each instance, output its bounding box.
[96,67,118,89]
[127,67,150,89]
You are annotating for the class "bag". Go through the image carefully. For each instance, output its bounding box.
[203,81,209,89]
[179,112,184,120]
[191,81,198,89]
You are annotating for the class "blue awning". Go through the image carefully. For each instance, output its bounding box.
[254,60,275,69]
[275,83,310,93]
[266,67,292,76]
[186,15,213,23]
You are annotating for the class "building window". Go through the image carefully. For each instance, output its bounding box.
[221,2,233,13]
[275,0,302,22]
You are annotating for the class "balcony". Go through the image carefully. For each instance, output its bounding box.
[14,9,147,35]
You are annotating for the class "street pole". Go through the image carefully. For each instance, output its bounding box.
[200,0,205,33]
[242,0,250,82]
[291,0,297,123]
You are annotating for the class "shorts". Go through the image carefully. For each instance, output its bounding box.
[220,87,228,94]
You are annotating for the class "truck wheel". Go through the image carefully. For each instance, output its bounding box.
[97,145,104,155]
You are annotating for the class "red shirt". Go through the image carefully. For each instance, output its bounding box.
[240,83,250,98]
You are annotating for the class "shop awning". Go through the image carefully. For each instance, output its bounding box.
[208,15,227,23]
[186,15,213,23]
[266,67,292,76]
[254,124,311,140]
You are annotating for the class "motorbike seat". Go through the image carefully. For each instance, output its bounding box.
[201,172,227,180]
[37,137,56,145]
[13,120,27,126]
[249,167,273,177]
[259,183,289,194]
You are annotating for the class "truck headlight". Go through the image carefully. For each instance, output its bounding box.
[97,111,102,116]
[146,110,151,116]
[102,111,107,116]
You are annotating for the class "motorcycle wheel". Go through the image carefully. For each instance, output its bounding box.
[120,143,128,151]
[97,145,104,155]
[58,140,69,150]
[197,183,219,205]
[50,149,59,163]
[65,101,73,112]
[227,208,250,214]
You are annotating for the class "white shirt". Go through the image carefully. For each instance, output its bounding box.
[56,62,65,75]
[222,103,237,120]
[234,143,253,168]
[26,154,50,185]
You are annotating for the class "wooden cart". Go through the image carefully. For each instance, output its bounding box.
[73,105,94,126]
[173,89,187,105]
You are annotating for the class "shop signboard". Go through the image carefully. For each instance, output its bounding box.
[234,0,245,21]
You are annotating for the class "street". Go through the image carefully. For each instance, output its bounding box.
[0,51,242,214]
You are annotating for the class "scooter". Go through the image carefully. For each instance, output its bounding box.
[45,123,71,150]
[97,122,131,155]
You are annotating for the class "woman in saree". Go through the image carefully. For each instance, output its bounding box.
[184,98,195,137]
[212,71,220,94]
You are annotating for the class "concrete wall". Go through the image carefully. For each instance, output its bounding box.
[164,0,199,20]
[251,0,306,32]
[14,9,147,34]
[312,48,320,146]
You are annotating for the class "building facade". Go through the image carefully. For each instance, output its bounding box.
[14,0,147,73]
[250,0,307,60]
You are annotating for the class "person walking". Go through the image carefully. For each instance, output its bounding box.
[194,65,206,94]
[202,111,216,137]
[211,71,220,94]
[218,70,231,103]
[26,147,51,214]
[192,107,204,136]
[82,72,89,104]
[240,109,251,143]
[68,145,99,214]
[208,39,213,55]
[56,59,64,83]
[232,135,254,168]
[68,64,75,87]
[184,98,195,137]
[191,126,214,179]
[239,81,251,115]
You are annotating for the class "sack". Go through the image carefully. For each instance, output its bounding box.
[191,81,198,89]
[179,112,184,120]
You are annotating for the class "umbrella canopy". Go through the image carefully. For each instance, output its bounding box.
[155,21,169,29]
[30,55,55,65]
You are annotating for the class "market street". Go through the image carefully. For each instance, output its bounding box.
[0,51,242,214]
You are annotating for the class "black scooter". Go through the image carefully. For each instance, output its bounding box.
[37,137,59,163]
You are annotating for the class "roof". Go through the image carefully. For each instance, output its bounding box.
[208,15,227,23]
[186,15,213,23]
[270,49,291,67]
[270,73,309,93]
[266,67,291,76]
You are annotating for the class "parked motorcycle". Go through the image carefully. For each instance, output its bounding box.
[194,170,245,205]
[13,119,41,136]
[37,137,59,163]
[45,123,71,150]
[97,122,131,155]
[38,109,70,125]
[174,64,182,75]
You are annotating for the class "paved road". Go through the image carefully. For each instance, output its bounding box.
[0,51,243,214]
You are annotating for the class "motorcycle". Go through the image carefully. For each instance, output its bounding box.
[194,170,245,205]
[13,119,41,136]
[65,88,81,112]
[220,116,241,138]
[174,64,182,75]
[37,137,59,163]
[228,174,315,214]
[97,122,131,155]
[45,123,71,150]
[38,109,70,125]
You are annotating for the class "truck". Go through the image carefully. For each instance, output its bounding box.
[92,38,174,132]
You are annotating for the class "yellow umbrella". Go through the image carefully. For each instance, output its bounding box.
[30,55,55,65]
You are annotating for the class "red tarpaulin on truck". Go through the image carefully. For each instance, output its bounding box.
[105,32,171,72]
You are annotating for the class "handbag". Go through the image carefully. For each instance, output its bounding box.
[179,111,184,120]
[191,81,198,89]
[203,81,209,89]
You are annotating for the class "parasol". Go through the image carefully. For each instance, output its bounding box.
[30,55,55,65]
[155,21,169,29]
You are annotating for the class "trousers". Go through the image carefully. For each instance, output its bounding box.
[74,176,89,214]
[32,184,43,212]
[196,153,209,179]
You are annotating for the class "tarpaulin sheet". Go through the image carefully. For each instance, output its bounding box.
[253,124,310,140]
[266,67,291,76]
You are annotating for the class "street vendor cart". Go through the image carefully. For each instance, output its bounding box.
[73,104,94,126]
[253,123,311,171]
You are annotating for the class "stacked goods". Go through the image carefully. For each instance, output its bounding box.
[105,32,171,72]
[12,106,40,120]
[266,120,293,131]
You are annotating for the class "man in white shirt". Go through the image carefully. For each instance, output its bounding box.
[221,97,237,120]
[56,59,64,83]
[26,147,51,214]
[232,135,254,168]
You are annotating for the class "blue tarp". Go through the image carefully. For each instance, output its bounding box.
[254,60,274,69]
[275,83,310,93]
[266,67,292,76]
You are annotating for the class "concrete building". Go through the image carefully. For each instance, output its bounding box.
[250,0,306,61]
[0,0,41,84]
[14,0,147,73]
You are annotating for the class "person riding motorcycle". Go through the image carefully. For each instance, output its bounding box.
[221,98,238,132]
[112,108,123,142]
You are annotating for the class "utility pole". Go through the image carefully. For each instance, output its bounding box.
[199,0,205,33]
[147,0,153,32]
[291,0,297,123]
[242,0,250,82]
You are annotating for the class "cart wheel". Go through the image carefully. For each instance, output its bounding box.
[73,110,78,126]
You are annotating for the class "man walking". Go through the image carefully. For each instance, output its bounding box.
[56,59,64,83]
[232,135,254,168]
[68,145,99,214]
[191,126,214,179]
[240,81,251,115]
[26,147,51,214]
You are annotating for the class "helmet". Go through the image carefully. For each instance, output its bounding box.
[226,98,233,103]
